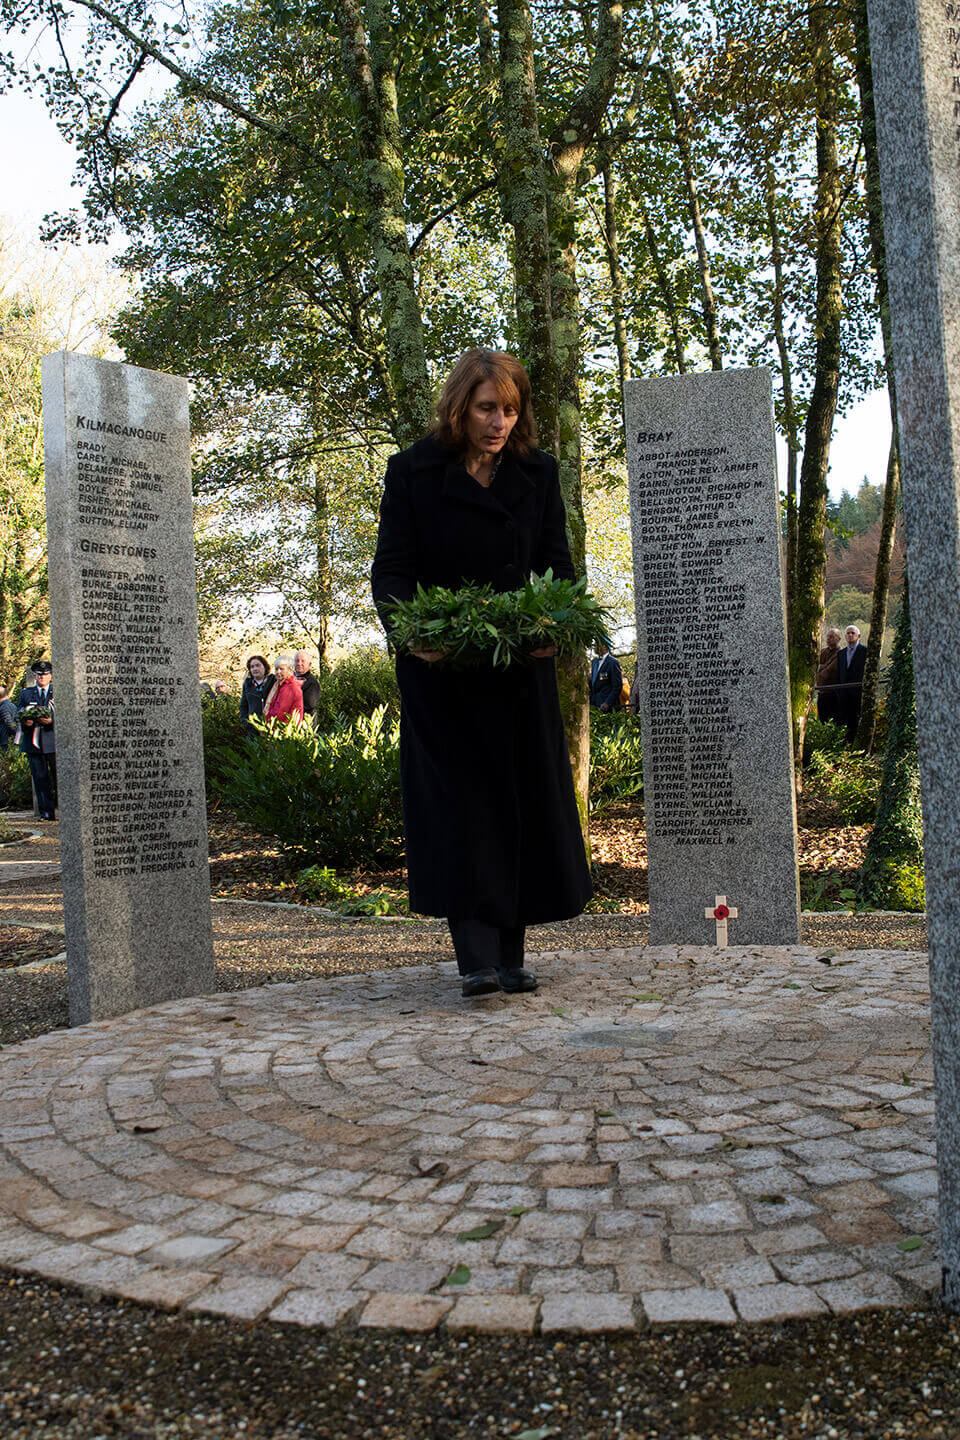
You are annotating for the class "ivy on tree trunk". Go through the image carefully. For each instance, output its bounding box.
[858,581,923,910]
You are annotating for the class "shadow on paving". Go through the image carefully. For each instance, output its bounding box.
[0,1273,958,1439]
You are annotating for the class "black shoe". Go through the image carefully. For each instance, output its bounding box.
[498,967,537,994]
[461,968,502,998]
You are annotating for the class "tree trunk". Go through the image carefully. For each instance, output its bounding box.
[858,581,923,908]
[495,0,622,850]
[788,7,843,726]
[337,0,432,447]
[496,0,559,454]
[664,69,722,370]
[763,157,800,613]
[599,151,631,406]
[853,0,901,752]
[313,470,331,668]
[856,435,900,750]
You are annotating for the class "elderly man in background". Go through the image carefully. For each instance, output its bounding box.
[836,624,868,742]
[816,627,843,725]
[293,650,321,724]
[263,654,304,724]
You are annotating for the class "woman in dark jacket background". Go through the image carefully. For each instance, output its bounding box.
[240,654,273,730]
[371,348,591,998]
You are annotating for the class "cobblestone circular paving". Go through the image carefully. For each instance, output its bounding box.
[0,943,940,1332]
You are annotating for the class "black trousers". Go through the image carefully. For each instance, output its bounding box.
[26,752,57,818]
[447,919,525,976]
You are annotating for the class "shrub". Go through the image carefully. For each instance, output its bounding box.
[802,716,849,765]
[0,745,33,809]
[858,859,924,912]
[806,749,882,824]
[219,707,403,868]
[297,865,408,915]
[589,709,643,815]
[201,693,251,804]
[312,649,399,730]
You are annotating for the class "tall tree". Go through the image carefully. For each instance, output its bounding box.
[788,2,845,724]
[852,0,901,752]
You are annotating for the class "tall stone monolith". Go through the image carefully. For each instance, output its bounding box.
[42,352,215,1025]
[867,0,960,1313]
[624,368,800,947]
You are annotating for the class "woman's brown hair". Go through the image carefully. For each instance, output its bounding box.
[432,349,538,455]
[245,654,270,676]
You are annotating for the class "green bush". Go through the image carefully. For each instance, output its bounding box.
[857,859,925,912]
[219,707,403,868]
[589,709,643,815]
[802,716,849,765]
[312,649,399,730]
[201,693,251,803]
[0,745,33,809]
[297,865,408,915]
[807,749,882,824]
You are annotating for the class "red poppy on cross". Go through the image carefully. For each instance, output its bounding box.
[705,894,738,946]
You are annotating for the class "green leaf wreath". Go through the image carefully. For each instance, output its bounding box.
[387,569,611,667]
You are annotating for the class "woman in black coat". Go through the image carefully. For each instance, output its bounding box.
[240,654,274,730]
[371,348,591,998]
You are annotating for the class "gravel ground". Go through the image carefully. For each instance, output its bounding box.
[0,1271,958,1439]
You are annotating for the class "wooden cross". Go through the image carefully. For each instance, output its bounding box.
[705,895,738,946]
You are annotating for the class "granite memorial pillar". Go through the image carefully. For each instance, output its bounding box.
[42,352,215,1025]
[624,368,800,946]
[867,0,960,1313]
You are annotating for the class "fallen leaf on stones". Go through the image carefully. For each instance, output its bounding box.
[132,1124,162,1134]
[901,1073,914,1086]
[717,1136,751,1151]
[446,1264,471,1284]
[418,1365,444,1384]
[551,1008,570,1018]
[759,1194,787,1204]
[597,1110,615,1118]
[517,1428,558,1439]
[456,1220,505,1242]
[411,1158,448,1177]
[897,1236,923,1252]
[508,1205,528,1216]
[782,982,801,990]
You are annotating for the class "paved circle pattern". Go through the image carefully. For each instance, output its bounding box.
[0,944,940,1331]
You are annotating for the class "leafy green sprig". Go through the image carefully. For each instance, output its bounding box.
[387,569,611,667]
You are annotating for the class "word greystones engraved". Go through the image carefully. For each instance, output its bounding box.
[42,353,215,1025]
[868,0,960,1315]
[624,368,799,946]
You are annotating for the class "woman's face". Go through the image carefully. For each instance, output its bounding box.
[249,659,266,682]
[275,661,292,681]
[464,379,519,459]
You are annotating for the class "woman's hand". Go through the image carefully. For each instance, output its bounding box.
[409,648,448,663]
[528,644,557,660]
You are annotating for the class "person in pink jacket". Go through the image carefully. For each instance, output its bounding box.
[262,655,304,723]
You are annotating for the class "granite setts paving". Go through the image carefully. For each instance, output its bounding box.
[0,944,940,1331]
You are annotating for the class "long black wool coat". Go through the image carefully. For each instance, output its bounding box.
[371,434,592,927]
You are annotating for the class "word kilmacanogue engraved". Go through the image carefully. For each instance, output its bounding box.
[624,368,799,946]
[868,0,960,1318]
[42,353,214,1024]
